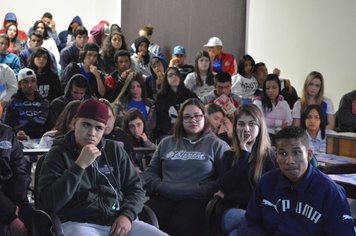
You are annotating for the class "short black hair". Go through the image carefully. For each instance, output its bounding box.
[73,26,88,38]
[42,12,53,19]
[275,127,309,148]
[114,50,131,64]
[215,71,231,83]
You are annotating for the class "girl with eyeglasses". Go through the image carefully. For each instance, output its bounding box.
[143,98,229,236]
[215,104,276,235]
[154,66,198,142]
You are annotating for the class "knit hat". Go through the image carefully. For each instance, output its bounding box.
[173,45,186,55]
[204,37,223,47]
[5,12,17,22]
[134,36,150,52]
[75,99,109,124]
[18,68,36,83]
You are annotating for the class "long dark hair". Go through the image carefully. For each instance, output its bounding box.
[161,66,185,95]
[32,20,49,40]
[123,108,149,138]
[301,104,326,139]
[53,100,81,136]
[261,74,281,113]
[237,54,255,77]
[194,50,214,87]
[28,47,53,74]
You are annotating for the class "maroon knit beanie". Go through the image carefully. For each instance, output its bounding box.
[75,99,109,124]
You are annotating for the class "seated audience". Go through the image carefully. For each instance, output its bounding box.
[145,56,167,100]
[32,20,60,69]
[0,12,27,41]
[231,54,259,99]
[205,103,225,134]
[201,71,241,116]
[0,63,17,112]
[216,104,276,236]
[245,127,355,235]
[6,23,25,55]
[111,72,154,123]
[143,98,230,236]
[60,26,88,72]
[184,50,215,98]
[39,100,81,148]
[337,90,356,132]
[217,115,234,146]
[104,50,134,102]
[37,99,168,236]
[60,42,106,97]
[292,71,335,130]
[301,104,327,154]
[0,122,33,236]
[131,36,154,79]
[253,74,292,138]
[0,34,21,75]
[203,36,236,76]
[19,31,58,74]
[28,12,60,47]
[169,45,194,80]
[130,24,165,61]
[100,31,128,74]
[58,16,83,51]
[123,108,156,148]
[88,23,109,48]
[5,68,49,139]
[28,47,62,102]
[47,74,91,129]
[154,66,197,141]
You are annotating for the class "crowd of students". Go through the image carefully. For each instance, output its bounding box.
[0,10,356,236]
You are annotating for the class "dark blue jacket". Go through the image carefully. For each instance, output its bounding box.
[246,164,355,235]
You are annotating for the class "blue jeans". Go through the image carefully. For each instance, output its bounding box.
[221,208,247,236]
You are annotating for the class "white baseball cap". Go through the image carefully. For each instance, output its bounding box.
[204,37,223,47]
[18,68,36,83]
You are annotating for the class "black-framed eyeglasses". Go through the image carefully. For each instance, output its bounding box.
[183,114,204,122]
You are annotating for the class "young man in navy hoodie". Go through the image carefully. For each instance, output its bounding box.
[246,127,355,235]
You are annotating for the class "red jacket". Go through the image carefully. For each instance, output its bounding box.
[212,51,237,76]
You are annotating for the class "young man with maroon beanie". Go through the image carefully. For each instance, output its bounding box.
[37,99,167,236]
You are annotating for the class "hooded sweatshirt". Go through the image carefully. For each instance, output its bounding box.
[143,131,230,200]
[37,132,145,225]
[58,16,83,51]
[88,24,106,46]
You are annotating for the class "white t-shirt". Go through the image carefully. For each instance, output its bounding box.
[292,97,335,119]
[231,74,259,98]
[184,72,214,98]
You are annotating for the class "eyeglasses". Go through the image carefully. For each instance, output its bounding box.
[183,114,204,122]
[237,120,258,128]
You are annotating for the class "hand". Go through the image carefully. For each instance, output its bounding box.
[214,190,225,199]
[89,65,100,78]
[238,130,255,152]
[9,217,28,236]
[110,215,132,236]
[136,52,143,62]
[17,130,29,141]
[121,69,133,79]
[50,20,56,32]
[156,71,164,85]
[75,144,102,169]
[136,132,148,142]
[169,57,180,67]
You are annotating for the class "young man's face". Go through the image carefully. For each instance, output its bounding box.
[83,50,98,66]
[41,17,52,26]
[276,138,312,183]
[19,78,37,97]
[116,56,130,72]
[255,65,267,85]
[215,81,231,96]
[70,85,86,100]
[74,117,106,148]
[75,34,88,49]
[29,35,43,49]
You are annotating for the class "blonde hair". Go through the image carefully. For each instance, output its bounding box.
[300,71,324,112]
[231,104,272,184]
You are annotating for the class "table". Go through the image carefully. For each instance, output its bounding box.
[326,132,356,158]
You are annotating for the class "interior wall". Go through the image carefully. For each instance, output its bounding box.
[1,0,121,37]
[247,0,356,110]
[121,0,246,64]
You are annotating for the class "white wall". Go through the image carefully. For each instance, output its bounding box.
[1,0,121,36]
[247,0,356,110]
